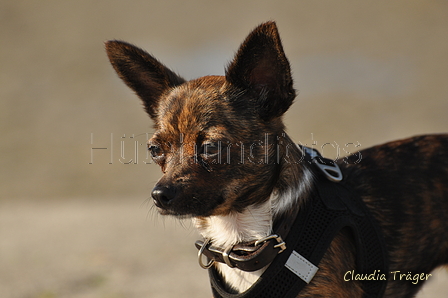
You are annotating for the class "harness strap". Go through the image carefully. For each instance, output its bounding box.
[205,147,388,298]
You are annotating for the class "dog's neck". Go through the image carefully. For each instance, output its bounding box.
[192,200,273,249]
[192,148,313,293]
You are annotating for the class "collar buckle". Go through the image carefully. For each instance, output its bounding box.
[254,234,286,254]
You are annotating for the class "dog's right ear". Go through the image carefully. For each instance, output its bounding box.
[105,41,185,120]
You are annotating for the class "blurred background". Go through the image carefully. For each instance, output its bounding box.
[1,0,447,297]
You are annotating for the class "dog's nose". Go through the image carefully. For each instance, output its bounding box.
[151,186,176,208]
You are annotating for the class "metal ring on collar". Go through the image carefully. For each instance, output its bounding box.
[198,238,215,269]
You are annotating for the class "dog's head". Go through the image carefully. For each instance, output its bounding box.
[106,22,296,217]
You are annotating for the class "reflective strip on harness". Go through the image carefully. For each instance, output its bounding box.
[285,250,319,283]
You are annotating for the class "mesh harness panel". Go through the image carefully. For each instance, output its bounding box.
[208,149,389,298]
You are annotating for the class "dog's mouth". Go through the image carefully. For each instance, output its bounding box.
[153,200,194,217]
[153,203,218,218]
[155,206,193,218]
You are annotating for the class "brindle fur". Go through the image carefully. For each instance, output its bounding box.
[106,21,448,297]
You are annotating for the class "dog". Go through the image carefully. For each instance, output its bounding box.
[106,21,448,297]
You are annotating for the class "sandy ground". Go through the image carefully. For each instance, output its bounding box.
[1,199,447,298]
[0,199,209,298]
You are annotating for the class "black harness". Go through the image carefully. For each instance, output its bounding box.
[198,146,389,298]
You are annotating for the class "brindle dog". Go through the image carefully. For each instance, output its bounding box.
[106,21,448,297]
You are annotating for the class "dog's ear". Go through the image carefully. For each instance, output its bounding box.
[105,40,185,120]
[225,21,295,121]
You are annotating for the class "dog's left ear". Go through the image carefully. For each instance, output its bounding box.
[225,21,296,121]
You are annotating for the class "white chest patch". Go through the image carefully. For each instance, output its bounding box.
[192,167,313,293]
[193,200,272,292]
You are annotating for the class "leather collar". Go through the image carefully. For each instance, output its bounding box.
[195,210,295,272]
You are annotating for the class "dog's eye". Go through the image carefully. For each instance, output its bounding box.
[200,141,220,158]
[148,145,164,159]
